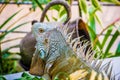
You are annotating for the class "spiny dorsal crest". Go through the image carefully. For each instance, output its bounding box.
[57,23,113,79]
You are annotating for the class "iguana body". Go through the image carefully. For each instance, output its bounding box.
[29,22,110,80]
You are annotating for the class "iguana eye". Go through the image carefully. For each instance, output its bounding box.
[39,28,44,33]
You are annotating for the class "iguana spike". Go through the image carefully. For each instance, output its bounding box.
[66,29,75,43]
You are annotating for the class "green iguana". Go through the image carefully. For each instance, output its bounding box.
[29,22,112,80]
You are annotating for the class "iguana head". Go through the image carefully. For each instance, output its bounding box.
[31,22,63,60]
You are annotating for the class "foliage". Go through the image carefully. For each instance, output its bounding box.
[0,0,53,75]
[0,72,45,80]
[0,72,69,80]
[101,0,120,5]
[78,0,120,58]
[0,0,120,75]
[0,75,6,80]
[0,9,29,74]
[15,72,44,80]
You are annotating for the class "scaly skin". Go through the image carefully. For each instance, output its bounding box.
[29,22,109,80]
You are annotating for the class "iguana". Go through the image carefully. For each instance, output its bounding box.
[20,0,90,70]
[29,22,112,80]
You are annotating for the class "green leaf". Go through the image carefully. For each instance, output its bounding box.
[103,30,119,58]
[0,22,29,41]
[34,0,49,21]
[52,17,58,21]
[101,0,120,5]
[38,0,50,4]
[31,0,37,11]
[78,0,88,14]
[89,15,96,31]
[59,8,66,18]
[22,72,31,77]
[15,0,18,3]
[32,77,40,80]
[89,6,98,15]
[0,75,6,80]
[2,52,21,60]
[7,54,21,60]
[88,26,102,49]
[57,14,67,23]
[16,72,44,80]
[94,13,103,28]
[90,0,102,11]
[101,26,113,48]
[68,0,72,5]
[110,42,120,57]
[115,42,120,56]
[2,52,11,59]
[0,10,21,29]
[88,7,98,32]
[51,5,61,11]
[105,52,114,58]
[101,0,113,2]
